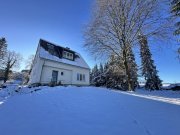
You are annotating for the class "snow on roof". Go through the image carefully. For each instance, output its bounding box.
[38,39,90,69]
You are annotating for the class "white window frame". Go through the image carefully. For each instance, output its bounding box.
[63,51,73,60]
[77,73,86,82]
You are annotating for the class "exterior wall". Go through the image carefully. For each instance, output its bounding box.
[40,66,72,84]
[40,59,90,85]
[29,54,44,84]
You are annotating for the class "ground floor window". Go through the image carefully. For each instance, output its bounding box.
[77,73,85,81]
[61,72,64,76]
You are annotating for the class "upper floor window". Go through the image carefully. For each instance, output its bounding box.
[63,51,73,60]
[47,44,58,57]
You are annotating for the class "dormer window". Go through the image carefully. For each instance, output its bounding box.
[63,51,73,60]
[47,44,58,57]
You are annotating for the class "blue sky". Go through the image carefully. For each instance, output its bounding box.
[0,0,179,83]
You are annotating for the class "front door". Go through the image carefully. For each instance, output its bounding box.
[52,70,58,84]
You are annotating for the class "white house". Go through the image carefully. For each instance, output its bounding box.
[29,39,90,86]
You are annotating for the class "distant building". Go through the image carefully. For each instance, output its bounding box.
[0,77,4,85]
[21,70,30,74]
[29,39,90,86]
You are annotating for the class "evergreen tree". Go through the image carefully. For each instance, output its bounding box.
[89,69,93,85]
[90,64,100,86]
[138,35,162,90]
[0,37,7,61]
[105,55,127,90]
[126,46,139,90]
[97,63,106,86]
[93,64,99,78]
[103,62,109,86]
[99,63,104,75]
[171,0,180,35]
[90,53,137,90]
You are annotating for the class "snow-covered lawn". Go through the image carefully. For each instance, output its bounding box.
[0,86,180,135]
[119,89,180,105]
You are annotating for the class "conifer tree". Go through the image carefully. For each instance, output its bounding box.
[138,35,162,90]
[90,69,93,85]
[103,62,109,86]
[104,55,127,90]
[97,63,106,86]
[99,63,104,75]
[0,37,7,62]
[90,64,100,86]
[126,46,139,90]
[93,64,99,78]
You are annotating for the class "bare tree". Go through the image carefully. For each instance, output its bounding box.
[84,0,172,91]
[171,0,180,35]
[1,51,22,82]
[25,55,34,71]
[23,55,34,84]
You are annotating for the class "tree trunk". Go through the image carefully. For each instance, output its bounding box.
[4,63,10,83]
[123,49,133,91]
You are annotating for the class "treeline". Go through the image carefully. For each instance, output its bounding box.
[0,37,23,82]
[0,37,34,84]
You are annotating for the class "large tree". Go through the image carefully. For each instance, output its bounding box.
[138,34,162,90]
[84,0,169,91]
[171,0,180,35]
[171,0,180,57]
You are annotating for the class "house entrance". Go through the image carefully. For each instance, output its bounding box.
[52,70,58,84]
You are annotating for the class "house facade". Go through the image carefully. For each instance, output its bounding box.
[29,39,90,86]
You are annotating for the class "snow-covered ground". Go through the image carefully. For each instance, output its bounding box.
[119,89,180,105]
[0,86,180,135]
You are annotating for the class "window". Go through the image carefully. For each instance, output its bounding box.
[83,74,86,81]
[63,51,67,56]
[80,74,82,81]
[61,72,64,76]
[77,73,85,81]
[77,73,80,81]
[70,53,73,58]
[63,51,73,60]
[48,44,58,57]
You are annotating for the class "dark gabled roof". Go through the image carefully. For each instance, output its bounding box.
[38,39,90,69]
[39,39,80,61]
[40,39,75,53]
